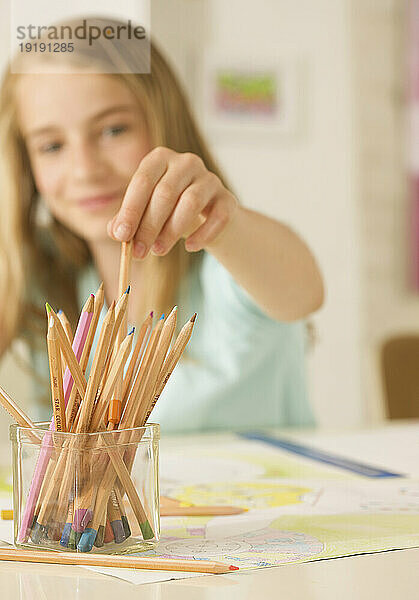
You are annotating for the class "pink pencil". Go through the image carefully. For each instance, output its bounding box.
[17,295,94,543]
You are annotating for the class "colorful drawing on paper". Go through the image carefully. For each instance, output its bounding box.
[152,436,419,570]
[158,525,324,567]
[169,481,317,511]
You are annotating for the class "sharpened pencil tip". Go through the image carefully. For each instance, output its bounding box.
[121,515,131,538]
[125,285,131,294]
[90,293,95,298]
[229,565,239,571]
[57,309,63,315]
[45,302,52,313]
[68,529,76,550]
[60,523,71,547]
[139,520,154,540]
[128,327,135,335]
[30,521,47,544]
[73,508,90,532]
[77,527,97,553]
[110,520,125,543]
[167,305,178,319]
[94,525,105,548]
[68,528,81,550]
[150,311,154,318]
[190,313,197,323]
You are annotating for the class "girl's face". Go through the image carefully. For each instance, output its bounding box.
[15,70,152,243]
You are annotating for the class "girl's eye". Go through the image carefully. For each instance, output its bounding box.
[103,125,128,137]
[39,142,62,154]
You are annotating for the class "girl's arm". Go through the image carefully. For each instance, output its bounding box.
[204,206,324,321]
[108,147,324,321]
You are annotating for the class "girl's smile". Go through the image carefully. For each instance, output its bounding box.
[77,190,123,213]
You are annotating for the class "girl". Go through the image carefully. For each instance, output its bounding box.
[0,16,324,432]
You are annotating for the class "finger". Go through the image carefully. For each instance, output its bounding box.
[133,163,198,259]
[150,174,219,256]
[107,216,116,238]
[184,196,235,252]
[109,147,170,242]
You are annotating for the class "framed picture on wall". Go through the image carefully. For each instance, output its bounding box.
[201,56,303,137]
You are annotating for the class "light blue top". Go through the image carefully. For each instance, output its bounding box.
[84,252,314,432]
[32,252,315,433]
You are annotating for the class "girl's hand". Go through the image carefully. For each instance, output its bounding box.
[107,147,238,259]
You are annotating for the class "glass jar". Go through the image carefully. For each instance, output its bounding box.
[10,422,160,554]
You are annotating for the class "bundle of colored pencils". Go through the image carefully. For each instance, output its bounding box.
[12,241,196,553]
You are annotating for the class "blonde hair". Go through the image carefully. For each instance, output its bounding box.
[0,16,229,363]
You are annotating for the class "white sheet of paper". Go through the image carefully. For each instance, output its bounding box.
[84,566,204,585]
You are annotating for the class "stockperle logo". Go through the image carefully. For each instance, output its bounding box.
[16,19,146,46]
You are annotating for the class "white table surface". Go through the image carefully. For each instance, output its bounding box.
[2,546,419,600]
[1,421,418,600]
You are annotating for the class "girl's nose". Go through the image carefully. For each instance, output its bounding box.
[70,139,108,182]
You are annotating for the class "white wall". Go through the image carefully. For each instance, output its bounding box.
[352,1,413,422]
[154,0,364,428]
